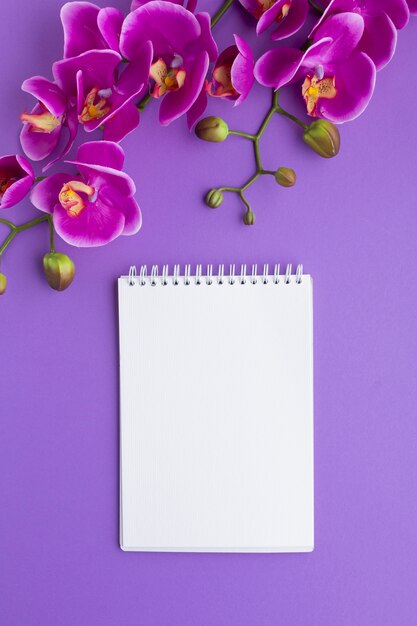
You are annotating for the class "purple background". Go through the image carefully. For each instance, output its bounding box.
[1,2,417,624]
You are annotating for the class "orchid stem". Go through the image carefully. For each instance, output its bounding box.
[137,92,152,111]
[308,0,325,14]
[205,90,308,222]
[48,215,55,253]
[238,192,251,212]
[275,105,308,129]
[211,0,234,27]
[0,214,50,255]
[229,130,256,140]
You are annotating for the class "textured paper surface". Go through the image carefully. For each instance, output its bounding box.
[118,273,314,552]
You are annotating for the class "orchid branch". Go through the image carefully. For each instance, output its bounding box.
[198,90,302,223]
[211,0,235,27]
[0,215,52,255]
[308,0,325,14]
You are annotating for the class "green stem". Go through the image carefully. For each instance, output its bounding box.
[308,0,324,14]
[0,230,17,256]
[48,215,55,253]
[254,139,262,170]
[0,217,16,229]
[218,186,241,193]
[137,92,151,111]
[211,0,234,27]
[229,130,256,140]
[241,172,260,192]
[276,105,308,130]
[238,191,251,212]
[0,214,50,255]
[207,90,307,221]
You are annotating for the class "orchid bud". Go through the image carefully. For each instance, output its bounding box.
[303,120,340,158]
[275,167,296,187]
[205,189,224,208]
[0,273,6,295]
[195,116,229,143]
[243,210,256,226]
[43,252,75,291]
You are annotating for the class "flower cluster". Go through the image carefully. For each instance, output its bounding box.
[0,0,415,293]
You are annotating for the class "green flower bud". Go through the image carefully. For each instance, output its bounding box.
[303,119,340,158]
[205,189,224,208]
[275,167,296,187]
[243,210,256,226]
[43,252,75,291]
[0,273,7,295]
[195,116,229,143]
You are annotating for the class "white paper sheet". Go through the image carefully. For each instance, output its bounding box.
[119,268,314,552]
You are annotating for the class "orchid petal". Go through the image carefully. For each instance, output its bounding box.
[318,51,376,123]
[231,34,254,105]
[186,85,208,129]
[52,197,125,247]
[30,173,73,214]
[20,104,62,161]
[360,12,397,70]
[21,77,67,117]
[97,7,124,51]
[159,50,209,125]
[103,101,140,143]
[121,2,200,60]
[313,13,365,63]
[61,1,106,58]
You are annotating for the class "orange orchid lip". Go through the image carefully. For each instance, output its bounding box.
[58,181,96,218]
[20,107,62,133]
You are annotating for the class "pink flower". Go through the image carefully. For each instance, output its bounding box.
[30,142,141,247]
[20,76,78,167]
[207,35,254,105]
[0,155,35,209]
[120,1,217,125]
[255,13,376,123]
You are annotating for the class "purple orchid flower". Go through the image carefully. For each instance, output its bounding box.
[255,13,376,123]
[313,0,410,69]
[406,0,417,13]
[30,141,141,247]
[61,2,124,57]
[187,35,254,129]
[120,1,217,126]
[52,46,152,143]
[131,0,198,10]
[20,76,78,165]
[0,155,34,210]
[207,35,254,104]
[238,0,309,40]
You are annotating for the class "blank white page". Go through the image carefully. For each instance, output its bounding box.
[118,268,314,552]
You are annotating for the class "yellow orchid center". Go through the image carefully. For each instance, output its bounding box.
[79,87,111,123]
[302,72,337,116]
[20,107,62,133]
[149,57,186,98]
[58,181,96,218]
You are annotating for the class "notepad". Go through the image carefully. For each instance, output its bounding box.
[118,264,314,552]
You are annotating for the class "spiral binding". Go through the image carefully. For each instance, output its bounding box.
[127,264,303,287]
